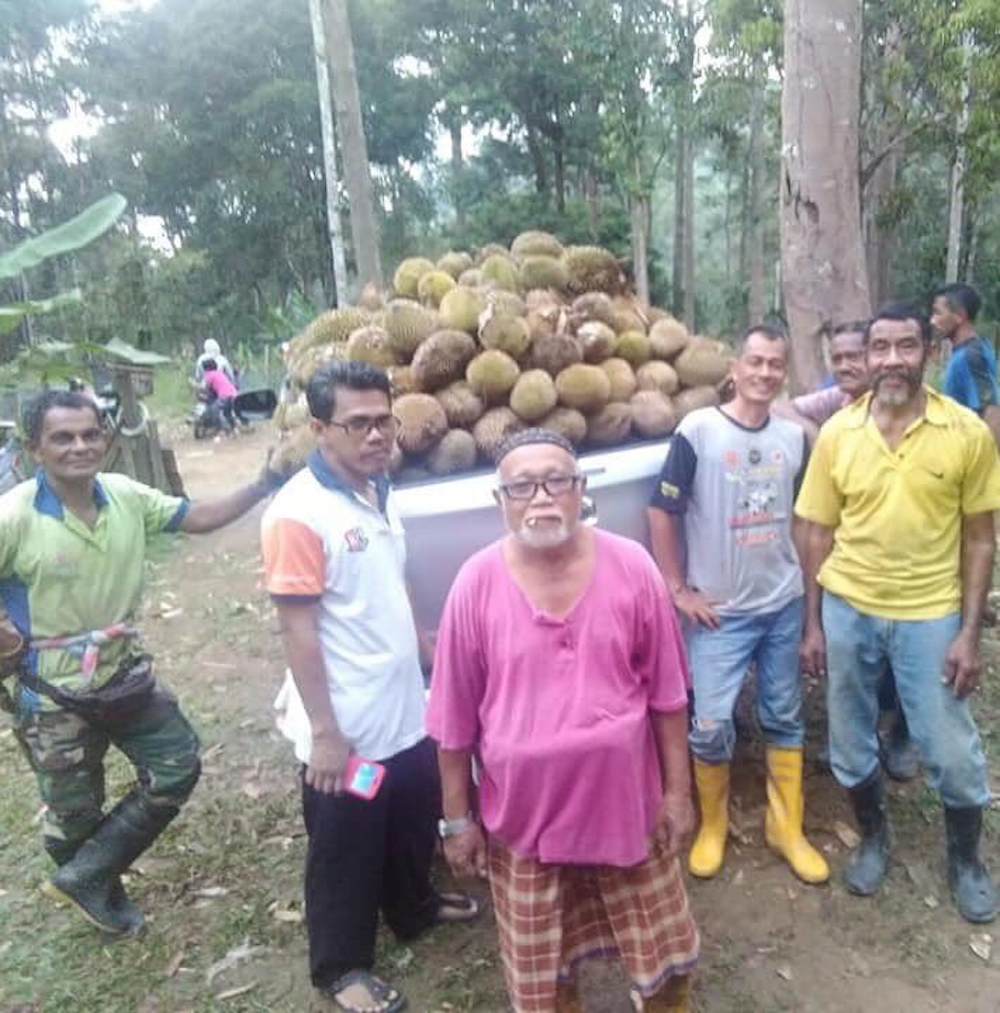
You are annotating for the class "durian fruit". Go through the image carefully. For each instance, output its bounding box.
[394,393,449,454]
[439,286,486,335]
[526,309,555,343]
[288,307,371,358]
[510,370,558,422]
[466,349,521,404]
[427,429,478,475]
[674,337,731,387]
[346,325,396,368]
[436,381,485,428]
[646,306,669,325]
[437,251,474,279]
[519,255,569,291]
[389,440,405,474]
[410,330,477,392]
[480,253,520,292]
[388,365,417,397]
[636,360,679,397]
[555,363,612,414]
[479,312,531,359]
[271,425,316,479]
[290,341,347,387]
[384,300,440,361]
[275,397,309,432]
[511,230,564,259]
[417,270,456,308]
[359,283,384,311]
[527,332,583,376]
[473,407,526,462]
[526,288,567,312]
[458,268,483,288]
[673,385,721,419]
[600,358,638,403]
[587,403,633,445]
[649,316,689,360]
[393,257,436,299]
[610,302,647,335]
[563,246,623,296]
[571,291,616,327]
[630,390,677,437]
[396,465,432,484]
[538,406,587,446]
[487,290,528,317]
[475,242,511,265]
[615,330,652,369]
[577,321,617,363]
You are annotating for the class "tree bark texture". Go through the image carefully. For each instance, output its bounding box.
[449,118,466,232]
[780,0,870,393]
[672,117,686,319]
[308,0,348,306]
[325,0,382,289]
[630,191,651,307]
[747,68,766,324]
[682,130,695,330]
[526,125,548,196]
[945,32,972,283]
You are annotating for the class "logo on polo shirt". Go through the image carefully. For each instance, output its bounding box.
[344,527,369,552]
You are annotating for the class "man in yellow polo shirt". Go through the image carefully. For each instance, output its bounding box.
[796,303,1000,924]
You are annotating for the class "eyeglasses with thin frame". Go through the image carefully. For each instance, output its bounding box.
[325,414,401,439]
[498,474,583,501]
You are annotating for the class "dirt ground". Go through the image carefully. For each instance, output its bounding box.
[2,426,1000,1013]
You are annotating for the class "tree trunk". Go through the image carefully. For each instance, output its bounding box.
[583,169,600,238]
[308,0,348,306]
[747,66,766,324]
[630,190,651,308]
[672,119,686,319]
[553,132,566,215]
[324,0,382,290]
[526,125,548,196]
[449,118,466,232]
[682,132,695,330]
[862,21,902,307]
[780,0,870,393]
[945,32,972,283]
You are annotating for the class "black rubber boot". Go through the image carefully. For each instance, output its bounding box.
[881,709,920,782]
[945,807,998,924]
[44,791,178,936]
[843,772,891,896]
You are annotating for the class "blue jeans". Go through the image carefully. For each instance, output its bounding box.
[686,596,804,763]
[822,592,989,808]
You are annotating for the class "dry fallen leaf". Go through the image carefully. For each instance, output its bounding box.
[272,907,303,924]
[923,895,940,909]
[776,963,793,981]
[970,934,992,962]
[834,821,860,848]
[194,886,228,899]
[217,983,258,1001]
[163,946,186,979]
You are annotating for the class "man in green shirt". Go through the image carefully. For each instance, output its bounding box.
[0,389,281,936]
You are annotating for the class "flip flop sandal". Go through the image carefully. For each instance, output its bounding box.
[326,970,407,1013]
[435,890,482,924]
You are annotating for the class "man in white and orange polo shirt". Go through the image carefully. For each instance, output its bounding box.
[261,361,477,1013]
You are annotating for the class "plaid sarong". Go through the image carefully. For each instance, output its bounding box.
[488,835,700,1013]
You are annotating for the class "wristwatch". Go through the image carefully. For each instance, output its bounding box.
[438,813,474,838]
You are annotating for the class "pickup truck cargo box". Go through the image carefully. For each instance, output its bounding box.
[395,437,670,634]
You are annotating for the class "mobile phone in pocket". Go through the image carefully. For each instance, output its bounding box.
[344,755,386,800]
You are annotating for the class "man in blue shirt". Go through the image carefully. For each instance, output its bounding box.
[932,283,1000,447]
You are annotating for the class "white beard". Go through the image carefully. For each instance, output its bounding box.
[510,518,572,549]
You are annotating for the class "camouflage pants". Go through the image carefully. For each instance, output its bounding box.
[14,679,201,853]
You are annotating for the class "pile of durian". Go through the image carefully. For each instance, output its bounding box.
[272,231,730,482]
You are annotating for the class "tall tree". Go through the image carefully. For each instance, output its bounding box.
[780,0,870,392]
[308,0,348,303]
[325,0,381,289]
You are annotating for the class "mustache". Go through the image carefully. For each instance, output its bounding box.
[872,366,921,387]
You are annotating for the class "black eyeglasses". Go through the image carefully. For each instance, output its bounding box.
[325,414,400,439]
[499,474,583,501]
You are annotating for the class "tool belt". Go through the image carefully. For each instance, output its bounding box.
[18,653,156,723]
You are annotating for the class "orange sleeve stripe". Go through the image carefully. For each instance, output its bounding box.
[262,517,326,596]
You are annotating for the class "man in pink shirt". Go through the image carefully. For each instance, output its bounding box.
[427,429,699,1013]
[201,357,239,432]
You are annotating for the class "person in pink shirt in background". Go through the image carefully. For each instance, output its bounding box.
[772,319,869,442]
[426,429,699,1013]
[200,357,239,432]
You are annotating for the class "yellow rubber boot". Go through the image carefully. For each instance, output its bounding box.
[689,760,729,878]
[643,974,693,1012]
[764,746,830,884]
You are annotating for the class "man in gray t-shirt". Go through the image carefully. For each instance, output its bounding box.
[648,324,829,888]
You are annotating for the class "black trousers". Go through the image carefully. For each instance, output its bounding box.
[301,736,441,988]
